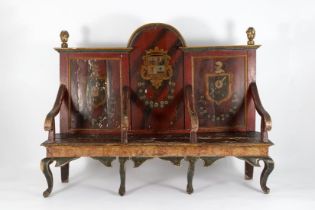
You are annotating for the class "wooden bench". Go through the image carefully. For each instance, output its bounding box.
[41,23,274,197]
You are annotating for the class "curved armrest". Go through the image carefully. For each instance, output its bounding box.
[185,85,199,143]
[44,84,67,141]
[249,82,272,142]
[121,86,130,144]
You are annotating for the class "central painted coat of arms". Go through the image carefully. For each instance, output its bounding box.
[140,46,173,89]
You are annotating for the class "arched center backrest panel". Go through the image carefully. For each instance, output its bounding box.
[128,23,186,132]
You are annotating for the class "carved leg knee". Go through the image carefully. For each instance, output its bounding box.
[186,157,197,194]
[40,158,54,198]
[245,161,254,180]
[260,157,274,194]
[119,157,128,196]
[61,163,69,183]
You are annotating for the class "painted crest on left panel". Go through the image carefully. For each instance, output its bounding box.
[69,58,121,130]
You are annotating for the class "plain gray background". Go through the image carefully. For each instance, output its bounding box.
[0,0,314,209]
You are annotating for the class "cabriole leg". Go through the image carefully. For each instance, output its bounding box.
[186,157,197,194]
[40,158,54,198]
[260,157,274,194]
[245,162,254,180]
[61,163,69,183]
[119,157,128,196]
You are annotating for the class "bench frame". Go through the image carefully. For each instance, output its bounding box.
[41,24,274,197]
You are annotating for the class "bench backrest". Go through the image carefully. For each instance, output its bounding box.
[56,23,257,135]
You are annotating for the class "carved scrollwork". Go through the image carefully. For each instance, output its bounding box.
[92,157,116,167]
[55,157,78,167]
[238,157,261,167]
[160,157,184,166]
[131,157,153,168]
[200,157,223,167]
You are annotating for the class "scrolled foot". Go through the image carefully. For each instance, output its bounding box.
[186,184,193,194]
[43,189,51,198]
[119,186,126,196]
[40,158,54,198]
[260,157,274,194]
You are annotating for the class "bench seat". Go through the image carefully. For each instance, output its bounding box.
[42,132,272,158]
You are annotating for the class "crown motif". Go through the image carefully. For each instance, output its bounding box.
[145,46,169,56]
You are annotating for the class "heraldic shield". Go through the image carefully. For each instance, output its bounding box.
[205,72,232,105]
[140,46,173,89]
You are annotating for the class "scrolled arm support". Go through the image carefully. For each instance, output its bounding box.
[121,86,130,144]
[249,82,272,142]
[185,85,199,143]
[44,84,67,141]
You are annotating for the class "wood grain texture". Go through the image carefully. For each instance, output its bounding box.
[42,132,272,157]
[46,144,270,157]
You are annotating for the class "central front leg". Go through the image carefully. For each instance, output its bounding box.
[119,157,129,196]
[186,157,197,194]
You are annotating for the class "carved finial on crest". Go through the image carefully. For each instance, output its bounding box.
[60,30,69,48]
[246,27,255,45]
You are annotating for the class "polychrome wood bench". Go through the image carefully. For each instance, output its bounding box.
[41,23,274,197]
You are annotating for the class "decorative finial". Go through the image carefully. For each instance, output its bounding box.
[246,27,255,45]
[60,30,69,48]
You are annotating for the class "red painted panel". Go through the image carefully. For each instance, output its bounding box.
[128,24,186,133]
[59,52,129,135]
[184,49,256,132]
